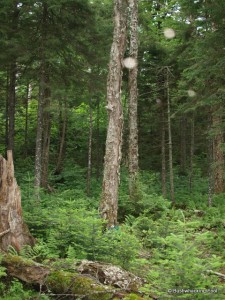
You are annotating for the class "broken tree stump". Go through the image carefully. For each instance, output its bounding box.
[0,150,35,251]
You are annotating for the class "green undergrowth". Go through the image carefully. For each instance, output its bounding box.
[3,165,224,299]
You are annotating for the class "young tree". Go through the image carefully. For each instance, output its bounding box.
[100,0,128,228]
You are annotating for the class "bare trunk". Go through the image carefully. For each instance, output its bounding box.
[96,99,100,180]
[34,64,45,196]
[0,151,35,251]
[189,114,195,193]
[180,115,187,174]
[41,75,51,189]
[7,2,19,154]
[165,67,175,204]
[5,70,9,157]
[8,63,17,153]
[87,100,93,196]
[24,83,32,157]
[100,0,128,228]
[128,0,139,200]
[34,2,48,197]
[55,100,67,175]
[161,107,167,198]
[212,106,224,194]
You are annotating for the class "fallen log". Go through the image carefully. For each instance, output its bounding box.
[2,254,146,299]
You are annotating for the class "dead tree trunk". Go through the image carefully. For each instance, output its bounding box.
[100,0,128,228]
[128,0,139,201]
[0,151,35,252]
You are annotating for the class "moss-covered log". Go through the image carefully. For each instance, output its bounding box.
[2,254,146,299]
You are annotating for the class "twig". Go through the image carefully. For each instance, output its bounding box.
[207,270,225,279]
[0,229,10,237]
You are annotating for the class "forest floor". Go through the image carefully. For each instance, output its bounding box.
[1,160,224,299]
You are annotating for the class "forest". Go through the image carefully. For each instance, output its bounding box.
[0,0,225,299]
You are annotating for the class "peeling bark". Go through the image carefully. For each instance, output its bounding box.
[0,151,34,251]
[100,0,128,227]
[128,0,139,200]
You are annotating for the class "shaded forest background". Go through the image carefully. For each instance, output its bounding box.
[0,0,225,299]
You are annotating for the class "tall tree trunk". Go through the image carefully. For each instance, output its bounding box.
[96,99,100,180]
[212,105,224,194]
[161,106,167,198]
[5,70,9,157]
[7,1,19,154]
[41,74,51,190]
[7,62,17,153]
[180,115,187,174]
[128,0,139,200]
[34,63,45,196]
[55,99,67,175]
[87,100,93,196]
[34,2,48,197]
[189,114,195,193]
[0,151,35,251]
[24,83,32,158]
[207,114,213,206]
[165,67,175,204]
[100,0,128,228]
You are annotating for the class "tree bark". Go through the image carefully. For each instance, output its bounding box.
[207,114,213,207]
[189,114,195,193]
[180,115,187,174]
[34,2,48,197]
[161,106,167,198]
[34,62,45,196]
[54,99,67,175]
[41,74,51,190]
[212,105,224,194]
[96,99,101,180]
[24,83,32,158]
[128,0,139,200]
[165,67,175,204]
[87,99,93,196]
[0,151,35,251]
[7,2,19,154]
[7,62,17,153]
[100,0,128,228]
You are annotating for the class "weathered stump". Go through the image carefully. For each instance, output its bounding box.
[0,150,34,251]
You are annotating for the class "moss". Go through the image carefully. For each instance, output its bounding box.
[46,271,112,300]
[123,294,145,300]
[3,254,34,267]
